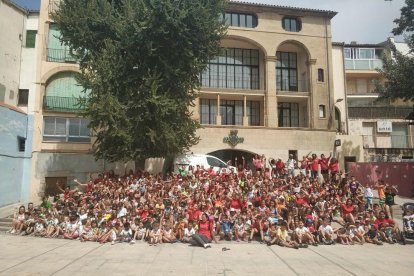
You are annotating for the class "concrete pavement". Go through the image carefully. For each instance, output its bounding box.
[0,234,413,276]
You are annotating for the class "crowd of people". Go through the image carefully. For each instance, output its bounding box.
[8,152,408,249]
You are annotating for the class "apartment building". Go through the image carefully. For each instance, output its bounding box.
[333,39,414,165]
[189,2,339,165]
[0,0,38,206]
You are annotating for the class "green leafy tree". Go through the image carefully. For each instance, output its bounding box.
[375,0,414,101]
[52,0,227,162]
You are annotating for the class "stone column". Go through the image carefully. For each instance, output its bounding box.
[216,94,221,126]
[266,56,278,127]
[243,95,248,126]
[307,59,317,129]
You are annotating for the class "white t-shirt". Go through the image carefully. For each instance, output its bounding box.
[295,226,309,236]
[184,228,195,238]
[318,224,333,234]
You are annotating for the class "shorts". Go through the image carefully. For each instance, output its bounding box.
[321,169,329,175]
[379,198,385,206]
[365,197,373,204]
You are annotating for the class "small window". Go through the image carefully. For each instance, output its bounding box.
[18,89,29,106]
[318,69,324,82]
[25,30,37,48]
[282,17,301,32]
[319,105,326,118]
[17,136,26,152]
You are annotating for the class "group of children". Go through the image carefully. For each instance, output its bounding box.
[8,153,409,248]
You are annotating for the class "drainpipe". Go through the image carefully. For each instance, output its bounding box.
[325,17,332,131]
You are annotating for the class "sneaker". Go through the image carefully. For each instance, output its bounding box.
[130,240,135,244]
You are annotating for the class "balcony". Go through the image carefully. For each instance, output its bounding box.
[345,59,383,70]
[47,48,76,63]
[349,106,412,119]
[277,79,309,93]
[362,135,414,149]
[365,148,414,162]
[48,0,60,15]
[43,96,86,112]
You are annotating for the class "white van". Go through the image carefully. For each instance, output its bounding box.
[173,154,236,174]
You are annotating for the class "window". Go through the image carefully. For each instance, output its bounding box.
[319,105,326,118]
[318,69,324,82]
[278,103,299,127]
[221,12,257,28]
[247,101,260,126]
[201,48,259,89]
[276,52,297,91]
[25,30,37,48]
[17,136,26,152]
[43,117,91,143]
[220,100,243,126]
[207,156,226,168]
[18,89,29,106]
[47,24,76,63]
[282,17,301,32]
[200,99,217,125]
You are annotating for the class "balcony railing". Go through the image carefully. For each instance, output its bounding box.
[362,135,414,149]
[345,59,383,70]
[47,48,77,63]
[43,96,86,112]
[365,148,414,162]
[277,79,308,93]
[349,106,412,119]
[48,0,60,15]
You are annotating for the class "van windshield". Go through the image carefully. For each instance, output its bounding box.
[207,157,226,168]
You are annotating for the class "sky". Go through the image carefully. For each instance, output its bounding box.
[12,0,407,43]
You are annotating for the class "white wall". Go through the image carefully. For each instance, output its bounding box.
[19,14,39,115]
[0,1,25,106]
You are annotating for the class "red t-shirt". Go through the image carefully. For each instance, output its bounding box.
[329,162,339,173]
[311,159,319,171]
[198,220,212,240]
[374,218,394,228]
[230,199,241,210]
[319,158,330,171]
[341,204,354,215]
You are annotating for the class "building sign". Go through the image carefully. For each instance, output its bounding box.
[377,121,392,133]
[223,130,244,147]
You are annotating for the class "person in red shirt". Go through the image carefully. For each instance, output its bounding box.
[310,154,319,179]
[328,157,339,181]
[189,213,218,248]
[319,153,331,182]
[188,204,202,222]
[275,159,285,177]
[374,211,404,243]
[341,198,355,224]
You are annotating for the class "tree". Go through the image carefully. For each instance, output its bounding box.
[52,0,227,162]
[375,0,414,102]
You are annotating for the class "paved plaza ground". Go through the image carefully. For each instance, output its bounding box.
[0,233,413,276]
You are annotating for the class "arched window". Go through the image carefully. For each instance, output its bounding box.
[44,72,85,111]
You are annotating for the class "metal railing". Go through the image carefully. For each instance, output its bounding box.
[43,96,86,112]
[47,48,77,63]
[362,135,414,149]
[365,148,414,162]
[345,59,383,70]
[277,79,308,93]
[349,106,412,119]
